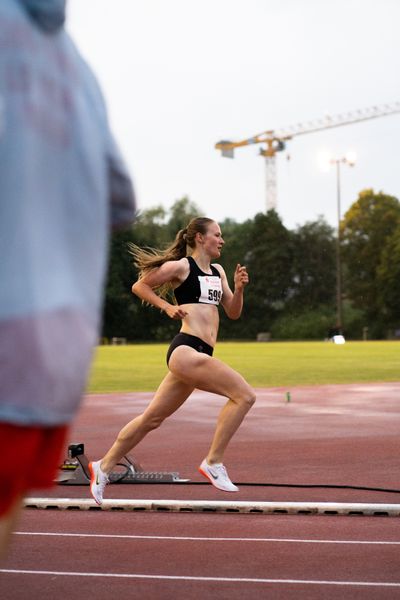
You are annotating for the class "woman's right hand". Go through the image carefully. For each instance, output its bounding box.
[164,304,188,320]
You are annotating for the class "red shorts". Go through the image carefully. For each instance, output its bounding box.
[0,422,68,517]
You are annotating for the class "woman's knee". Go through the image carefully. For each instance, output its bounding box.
[246,388,257,408]
[236,386,256,409]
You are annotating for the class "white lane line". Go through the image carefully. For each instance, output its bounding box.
[14,531,400,545]
[1,569,400,587]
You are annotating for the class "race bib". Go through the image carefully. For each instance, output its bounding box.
[198,275,222,305]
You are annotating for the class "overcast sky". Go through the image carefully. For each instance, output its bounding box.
[67,0,400,230]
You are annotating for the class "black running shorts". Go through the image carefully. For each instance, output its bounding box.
[166,332,214,366]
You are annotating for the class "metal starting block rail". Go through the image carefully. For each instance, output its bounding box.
[57,443,190,486]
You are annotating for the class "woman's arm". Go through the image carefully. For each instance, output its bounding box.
[217,264,249,320]
[132,259,189,320]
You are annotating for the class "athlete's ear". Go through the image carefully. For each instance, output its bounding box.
[195,231,204,245]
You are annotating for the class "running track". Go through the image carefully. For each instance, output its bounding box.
[1,383,400,599]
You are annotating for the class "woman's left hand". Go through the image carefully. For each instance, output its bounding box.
[234,264,249,291]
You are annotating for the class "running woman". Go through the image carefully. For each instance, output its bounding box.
[89,217,255,504]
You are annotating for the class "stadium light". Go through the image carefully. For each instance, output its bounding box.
[329,154,356,337]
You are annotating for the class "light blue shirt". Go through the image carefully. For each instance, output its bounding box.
[0,0,136,425]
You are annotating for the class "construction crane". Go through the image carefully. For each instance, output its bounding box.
[215,102,400,211]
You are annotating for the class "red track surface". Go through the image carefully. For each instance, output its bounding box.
[1,382,400,599]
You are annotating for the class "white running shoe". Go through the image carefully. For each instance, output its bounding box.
[89,460,109,505]
[198,459,239,492]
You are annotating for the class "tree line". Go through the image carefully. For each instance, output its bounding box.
[102,190,400,341]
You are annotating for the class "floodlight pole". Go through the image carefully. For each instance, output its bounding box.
[330,156,355,333]
[335,160,343,331]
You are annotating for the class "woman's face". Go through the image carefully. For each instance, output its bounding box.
[198,221,224,258]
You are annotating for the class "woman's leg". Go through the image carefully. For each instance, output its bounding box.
[100,372,194,473]
[0,497,22,560]
[168,347,256,464]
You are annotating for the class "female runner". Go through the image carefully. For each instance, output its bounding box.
[89,217,256,504]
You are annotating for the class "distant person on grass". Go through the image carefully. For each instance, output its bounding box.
[0,0,136,557]
[89,217,256,504]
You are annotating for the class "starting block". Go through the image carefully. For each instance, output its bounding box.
[57,443,190,485]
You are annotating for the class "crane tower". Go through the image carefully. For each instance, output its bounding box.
[215,102,400,212]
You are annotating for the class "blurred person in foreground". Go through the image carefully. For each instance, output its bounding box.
[0,0,136,557]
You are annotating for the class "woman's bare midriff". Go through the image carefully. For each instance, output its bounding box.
[179,303,219,347]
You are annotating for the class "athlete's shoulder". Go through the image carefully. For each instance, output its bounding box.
[160,257,187,266]
[211,263,226,277]
[154,257,186,276]
[164,257,191,282]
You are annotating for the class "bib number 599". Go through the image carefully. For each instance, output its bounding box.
[208,289,221,302]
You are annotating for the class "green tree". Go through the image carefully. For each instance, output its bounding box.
[133,206,169,248]
[271,305,334,340]
[290,217,336,309]
[217,217,253,282]
[102,227,138,340]
[102,208,170,341]
[377,224,400,331]
[166,196,202,239]
[102,198,204,341]
[341,189,400,336]
[269,217,337,340]
[218,217,254,339]
[238,211,293,338]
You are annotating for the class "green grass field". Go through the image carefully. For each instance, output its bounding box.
[87,341,399,393]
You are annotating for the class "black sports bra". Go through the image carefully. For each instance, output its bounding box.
[174,256,222,306]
